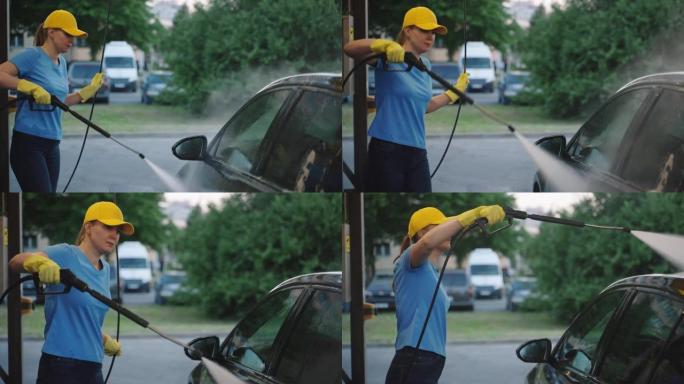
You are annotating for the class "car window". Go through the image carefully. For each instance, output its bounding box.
[569,89,650,173]
[70,64,99,79]
[621,89,684,191]
[554,290,624,375]
[212,89,291,173]
[259,89,341,191]
[275,289,341,384]
[649,309,684,384]
[598,292,684,384]
[222,288,303,373]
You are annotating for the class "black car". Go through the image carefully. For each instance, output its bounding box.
[154,270,187,305]
[534,72,684,192]
[67,61,110,103]
[141,71,172,104]
[365,273,395,311]
[442,270,474,311]
[185,272,342,384]
[498,71,530,105]
[172,73,342,192]
[517,274,684,384]
[430,62,463,97]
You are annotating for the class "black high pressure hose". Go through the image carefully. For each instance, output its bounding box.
[62,0,112,192]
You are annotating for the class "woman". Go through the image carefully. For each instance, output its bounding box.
[0,9,103,192]
[9,201,134,384]
[343,6,469,192]
[386,205,504,384]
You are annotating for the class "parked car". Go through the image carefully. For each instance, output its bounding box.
[67,61,110,103]
[517,274,684,384]
[365,273,395,311]
[109,265,124,304]
[533,72,684,192]
[154,270,186,305]
[506,277,537,311]
[498,71,530,105]
[172,73,341,192]
[442,269,474,311]
[430,62,463,96]
[185,272,342,384]
[141,70,172,104]
[468,248,505,299]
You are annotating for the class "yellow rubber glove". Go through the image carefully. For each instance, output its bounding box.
[454,205,505,227]
[23,253,60,284]
[78,72,103,102]
[103,333,122,356]
[370,39,405,63]
[444,72,470,104]
[17,79,51,105]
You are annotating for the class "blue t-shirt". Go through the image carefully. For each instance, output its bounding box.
[10,47,68,140]
[42,244,111,363]
[368,56,432,149]
[393,244,449,357]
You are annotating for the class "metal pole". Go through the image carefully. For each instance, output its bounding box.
[1,0,9,193]
[7,193,22,384]
[351,0,368,191]
[346,192,366,383]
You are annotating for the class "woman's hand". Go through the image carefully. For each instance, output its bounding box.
[78,72,104,102]
[103,333,122,356]
[444,72,470,104]
[17,79,51,105]
[370,39,405,63]
[455,205,505,227]
[22,253,60,284]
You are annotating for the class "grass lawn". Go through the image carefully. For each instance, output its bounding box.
[343,311,566,345]
[1,304,236,339]
[342,103,582,136]
[59,104,227,135]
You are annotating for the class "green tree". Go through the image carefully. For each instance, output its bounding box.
[363,193,525,273]
[368,0,513,58]
[22,193,168,251]
[162,0,341,113]
[10,0,157,58]
[524,193,682,321]
[175,194,341,317]
[521,0,684,117]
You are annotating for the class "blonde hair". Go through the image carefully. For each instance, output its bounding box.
[393,234,419,263]
[34,23,48,46]
[395,27,409,45]
[75,221,95,245]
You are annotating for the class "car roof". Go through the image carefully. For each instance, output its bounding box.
[603,273,684,298]
[618,72,684,92]
[270,271,342,292]
[258,73,341,94]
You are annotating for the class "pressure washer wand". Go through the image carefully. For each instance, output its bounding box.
[50,97,146,159]
[59,269,202,359]
[504,207,631,233]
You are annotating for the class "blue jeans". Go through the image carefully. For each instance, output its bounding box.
[10,130,60,192]
[385,347,446,384]
[366,138,431,192]
[37,353,103,384]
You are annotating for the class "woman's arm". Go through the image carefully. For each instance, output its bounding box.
[426,93,451,113]
[0,61,21,90]
[65,92,83,105]
[343,39,376,59]
[409,219,464,267]
[9,251,50,273]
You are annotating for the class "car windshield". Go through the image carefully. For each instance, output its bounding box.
[161,274,185,284]
[464,57,491,69]
[432,64,462,78]
[506,74,528,85]
[470,265,499,275]
[443,273,467,286]
[105,57,134,69]
[512,280,536,290]
[367,277,392,290]
[71,64,99,79]
[148,74,171,84]
[119,258,148,269]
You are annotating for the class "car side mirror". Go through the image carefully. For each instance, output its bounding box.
[172,135,208,161]
[535,135,567,158]
[185,336,220,361]
[516,338,552,363]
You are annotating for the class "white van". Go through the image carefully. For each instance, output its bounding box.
[459,41,496,93]
[467,248,504,299]
[103,41,139,92]
[117,241,152,292]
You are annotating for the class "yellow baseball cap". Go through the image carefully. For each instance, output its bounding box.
[43,10,88,38]
[408,207,453,238]
[83,202,134,235]
[402,6,447,35]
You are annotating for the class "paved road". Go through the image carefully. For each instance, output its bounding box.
[342,342,532,384]
[343,134,558,192]
[9,133,214,192]
[109,89,142,105]
[469,90,499,105]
